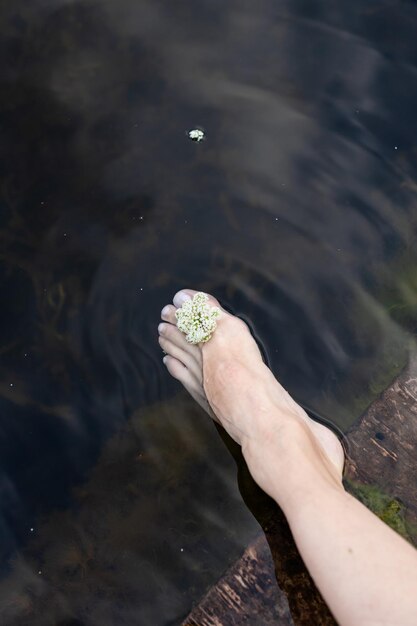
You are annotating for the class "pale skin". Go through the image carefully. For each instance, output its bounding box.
[158,289,417,626]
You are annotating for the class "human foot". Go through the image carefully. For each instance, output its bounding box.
[158,289,345,487]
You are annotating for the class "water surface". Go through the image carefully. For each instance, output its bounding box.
[1,0,417,623]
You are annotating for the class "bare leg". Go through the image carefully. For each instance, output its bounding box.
[158,289,417,626]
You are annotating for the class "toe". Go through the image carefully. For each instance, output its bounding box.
[173,289,222,310]
[160,304,177,324]
[158,322,202,362]
[159,335,202,381]
[163,354,196,386]
[172,289,253,346]
[163,355,212,414]
[172,289,193,308]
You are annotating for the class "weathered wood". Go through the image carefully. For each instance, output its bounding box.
[183,505,336,626]
[344,352,417,539]
[184,535,293,626]
[183,353,417,625]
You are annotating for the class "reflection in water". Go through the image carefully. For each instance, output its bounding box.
[0,0,417,622]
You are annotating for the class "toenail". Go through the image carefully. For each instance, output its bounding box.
[176,291,191,305]
[158,323,165,334]
[161,306,171,318]
[162,356,168,364]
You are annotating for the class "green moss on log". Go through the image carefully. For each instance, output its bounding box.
[345,480,412,541]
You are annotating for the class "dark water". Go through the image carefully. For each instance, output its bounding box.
[1,0,417,623]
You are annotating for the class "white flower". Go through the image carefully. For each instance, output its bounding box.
[175,292,220,344]
[188,128,205,142]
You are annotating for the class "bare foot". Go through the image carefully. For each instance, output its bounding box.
[158,289,345,494]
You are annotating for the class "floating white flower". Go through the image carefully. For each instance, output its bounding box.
[188,128,205,142]
[175,292,220,344]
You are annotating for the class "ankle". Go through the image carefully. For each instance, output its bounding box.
[242,418,345,507]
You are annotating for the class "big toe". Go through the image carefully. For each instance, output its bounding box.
[171,289,261,360]
[173,289,222,311]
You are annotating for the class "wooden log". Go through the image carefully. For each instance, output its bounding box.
[184,535,293,626]
[344,351,417,542]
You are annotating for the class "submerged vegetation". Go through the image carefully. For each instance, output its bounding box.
[376,250,417,336]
